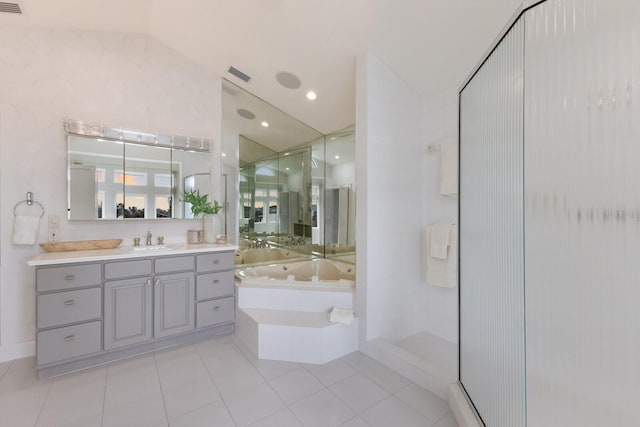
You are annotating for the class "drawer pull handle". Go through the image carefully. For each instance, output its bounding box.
[213,260,220,265]
[64,300,75,306]
[64,335,76,342]
[64,274,76,281]
[213,279,220,284]
[212,306,220,311]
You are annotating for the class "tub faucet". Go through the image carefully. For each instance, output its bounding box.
[146,230,153,246]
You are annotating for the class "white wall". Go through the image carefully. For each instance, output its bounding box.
[356,52,459,346]
[0,26,221,361]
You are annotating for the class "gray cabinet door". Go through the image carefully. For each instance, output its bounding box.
[104,277,153,349]
[154,272,195,338]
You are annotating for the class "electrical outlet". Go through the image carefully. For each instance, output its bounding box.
[48,215,60,228]
[48,228,59,242]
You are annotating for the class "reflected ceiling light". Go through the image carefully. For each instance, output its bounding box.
[286,167,290,171]
[330,137,336,140]
[306,91,317,101]
[222,152,227,157]
[261,121,270,127]
[334,155,340,159]
[284,152,290,156]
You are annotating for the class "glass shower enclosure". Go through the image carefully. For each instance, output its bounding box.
[459,0,640,426]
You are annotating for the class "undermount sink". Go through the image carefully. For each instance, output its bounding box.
[131,245,172,251]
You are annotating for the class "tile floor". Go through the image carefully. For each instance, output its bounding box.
[0,334,458,427]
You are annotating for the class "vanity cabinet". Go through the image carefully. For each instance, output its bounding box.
[154,272,195,338]
[104,277,153,350]
[31,246,236,378]
[35,263,103,366]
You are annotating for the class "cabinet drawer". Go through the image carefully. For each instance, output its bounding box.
[105,259,151,279]
[196,297,234,328]
[37,321,102,366]
[196,271,234,301]
[155,256,194,274]
[36,264,101,293]
[196,252,234,273]
[37,287,101,329]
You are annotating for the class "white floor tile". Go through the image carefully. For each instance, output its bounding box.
[169,400,235,427]
[339,416,371,427]
[360,396,433,427]
[224,381,285,426]
[0,357,51,393]
[0,360,13,379]
[394,383,450,423]
[289,389,355,427]
[247,408,303,427]
[435,412,459,427]
[162,377,221,419]
[102,391,168,427]
[105,365,162,410]
[340,351,378,372]
[329,373,389,413]
[0,383,50,427]
[252,358,301,381]
[269,368,325,405]
[212,365,266,399]
[36,369,106,427]
[304,359,357,386]
[362,363,410,393]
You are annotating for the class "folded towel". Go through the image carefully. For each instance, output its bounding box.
[328,307,355,326]
[440,139,458,196]
[429,222,452,260]
[12,214,41,245]
[424,224,458,288]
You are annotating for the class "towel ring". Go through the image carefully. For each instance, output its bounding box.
[13,192,45,218]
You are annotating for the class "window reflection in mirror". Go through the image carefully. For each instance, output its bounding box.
[68,134,211,220]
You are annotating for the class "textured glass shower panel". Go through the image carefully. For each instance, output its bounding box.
[524,1,640,426]
[459,19,525,427]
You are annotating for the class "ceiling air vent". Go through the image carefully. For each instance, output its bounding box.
[0,2,22,14]
[228,66,251,83]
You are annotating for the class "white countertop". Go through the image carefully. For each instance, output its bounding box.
[27,243,238,266]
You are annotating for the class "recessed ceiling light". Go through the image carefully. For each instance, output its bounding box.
[284,152,290,156]
[286,167,290,171]
[261,121,269,127]
[276,71,301,89]
[330,137,336,140]
[222,152,227,157]
[306,91,317,101]
[335,155,340,159]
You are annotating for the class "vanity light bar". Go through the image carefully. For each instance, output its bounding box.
[64,119,211,152]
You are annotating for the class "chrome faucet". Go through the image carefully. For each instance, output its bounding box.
[146,230,153,245]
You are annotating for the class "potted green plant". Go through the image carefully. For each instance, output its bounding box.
[180,189,222,243]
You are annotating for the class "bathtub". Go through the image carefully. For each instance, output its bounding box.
[235,247,306,266]
[235,258,355,291]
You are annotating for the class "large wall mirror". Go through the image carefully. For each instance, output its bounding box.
[67,119,211,220]
[222,80,355,264]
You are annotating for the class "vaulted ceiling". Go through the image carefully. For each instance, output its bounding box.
[1,0,522,134]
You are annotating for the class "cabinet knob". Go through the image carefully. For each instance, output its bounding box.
[213,279,220,284]
[213,260,220,265]
[212,306,220,311]
[64,299,75,306]
[64,274,76,281]
[64,335,76,342]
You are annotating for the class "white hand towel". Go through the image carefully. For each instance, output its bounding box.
[12,215,41,245]
[328,307,355,326]
[429,222,452,260]
[440,139,458,196]
[424,224,457,288]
